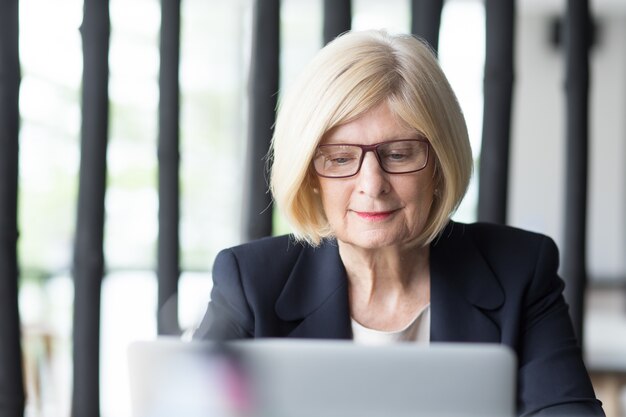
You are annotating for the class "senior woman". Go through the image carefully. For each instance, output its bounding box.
[194,30,604,416]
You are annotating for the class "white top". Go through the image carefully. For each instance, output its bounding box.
[351,304,431,345]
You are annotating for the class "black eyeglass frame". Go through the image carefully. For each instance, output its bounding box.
[313,138,431,179]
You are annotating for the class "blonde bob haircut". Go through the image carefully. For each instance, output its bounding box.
[270,29,473,247]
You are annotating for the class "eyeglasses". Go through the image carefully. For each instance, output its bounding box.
[313,138,430,178]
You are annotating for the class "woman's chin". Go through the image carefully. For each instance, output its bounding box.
[337,230,415,251]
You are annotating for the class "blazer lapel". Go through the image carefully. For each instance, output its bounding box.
[273,222,505,343]
[275,240,352,339]
[430,222,505,343]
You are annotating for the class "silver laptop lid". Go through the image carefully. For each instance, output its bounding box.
[128,338,516,417]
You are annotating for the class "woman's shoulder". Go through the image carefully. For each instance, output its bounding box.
[214,234,337,275]
[437,221,559,268]
[216,234,307,265]
[224,234,301,253]
[445,221,555,249]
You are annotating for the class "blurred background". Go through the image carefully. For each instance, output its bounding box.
[5,0,626,416]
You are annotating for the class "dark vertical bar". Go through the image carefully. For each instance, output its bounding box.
[0,0,26,415]
[71,0,110,415]
[477,0,516,224]
[561,0,591,342]
[323,0,351,45]
[157,0,181,335]
[242,0,280,241]
[410,0,444,53]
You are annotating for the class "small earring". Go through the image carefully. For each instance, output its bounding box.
[313,187,319,194]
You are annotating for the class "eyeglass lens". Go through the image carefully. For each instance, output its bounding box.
[313,139,429,178]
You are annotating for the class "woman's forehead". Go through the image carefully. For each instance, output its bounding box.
[320,104,419,145]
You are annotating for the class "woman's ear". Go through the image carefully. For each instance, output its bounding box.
[307,167,321,194]
[431,162,443,200]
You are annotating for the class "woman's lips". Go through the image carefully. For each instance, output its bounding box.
[353,210,397,221]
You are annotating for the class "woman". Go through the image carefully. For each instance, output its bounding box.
[195,30,604,416]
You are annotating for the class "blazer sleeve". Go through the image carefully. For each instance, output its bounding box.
[517,236,604,417]
[193,248,254,340]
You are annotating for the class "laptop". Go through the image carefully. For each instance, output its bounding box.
[128,338,516,417]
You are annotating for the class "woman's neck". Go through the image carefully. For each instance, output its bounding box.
[338,240,431,331]
[338,240,430,291]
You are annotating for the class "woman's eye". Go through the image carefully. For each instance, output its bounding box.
[323,151,357,165]
[329,155,355,165]
[388,152,408,160]
[383,149,411,162]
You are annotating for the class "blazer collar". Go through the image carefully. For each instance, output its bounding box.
[275,240,352,339]
[430,221,505,342]
[431,221,504,310]
[273,221,505,341]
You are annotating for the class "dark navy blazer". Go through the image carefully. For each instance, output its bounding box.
[195,221,604,417]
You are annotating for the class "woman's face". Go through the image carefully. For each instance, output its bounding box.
[316,102,436,250]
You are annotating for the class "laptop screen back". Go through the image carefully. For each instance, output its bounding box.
[128,338,516,417]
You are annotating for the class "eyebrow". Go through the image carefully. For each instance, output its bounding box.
[320,134,426,146]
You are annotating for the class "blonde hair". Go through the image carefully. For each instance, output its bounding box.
[270,30,473,246]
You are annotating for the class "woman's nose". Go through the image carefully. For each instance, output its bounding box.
[356,152,390,197]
